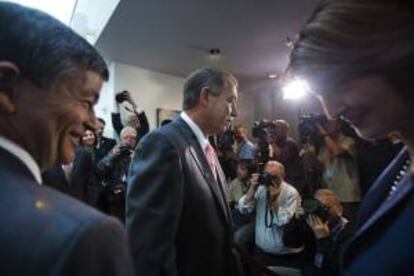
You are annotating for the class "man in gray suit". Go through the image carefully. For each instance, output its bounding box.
[127,68,239,276]
[0,3,133,275]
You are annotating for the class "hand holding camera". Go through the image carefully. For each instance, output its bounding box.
[306,214,330,239]
[112,143,132,158]
[115,90,137,110]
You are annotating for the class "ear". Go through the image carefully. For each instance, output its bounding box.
[0,61,20,113]
[199,86,210,108]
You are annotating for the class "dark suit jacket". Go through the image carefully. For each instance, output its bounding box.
[95,136,117,163]
[342,149,414,275]
[43,147,101,207]
[126,117,237,276]
[0,147,134,275]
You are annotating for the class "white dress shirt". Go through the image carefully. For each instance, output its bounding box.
[180,112,210,151]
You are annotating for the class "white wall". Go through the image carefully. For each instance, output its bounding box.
[113,63,185,130]
[95,61,116,138]
[95,62,257,139]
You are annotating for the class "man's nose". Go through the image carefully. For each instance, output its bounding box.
[86,110,98,131]
[231,101,238,118]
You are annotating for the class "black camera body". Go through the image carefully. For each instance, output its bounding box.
[115,90,129,103]
[302,198,335,223]
[119,143,131,157]
[259,171,272,187]
[298,114,328,145]
[252,119,276,165]
[252,119,276,141]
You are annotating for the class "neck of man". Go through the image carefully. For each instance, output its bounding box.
[185,109,211,137]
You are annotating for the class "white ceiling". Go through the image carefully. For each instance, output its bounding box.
[96,0,316,87]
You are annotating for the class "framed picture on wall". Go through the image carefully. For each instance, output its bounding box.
[156,108,181,127]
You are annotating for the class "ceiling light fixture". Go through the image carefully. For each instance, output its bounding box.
[209,48,221,56]
[282,78,310,100]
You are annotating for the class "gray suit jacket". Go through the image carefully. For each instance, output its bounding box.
[0,147,134,276]
[126,117,237,276]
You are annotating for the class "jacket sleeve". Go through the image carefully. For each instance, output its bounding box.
[136,111,150,139]
[126,131,184,276]
[112,112,123,136]
[57,217,134,276]
[96,151,118,179]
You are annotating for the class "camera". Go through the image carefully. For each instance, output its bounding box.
[252,119,276,164]
[302,198,336,223]
[298,114,328,145]
[119,143,131,157]
[258,171,272,186]
[252,119,276,141]
[115,90,129,103]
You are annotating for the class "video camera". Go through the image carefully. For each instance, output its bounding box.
[252,119,276,141]
[251,119,277,165]
[298,114,328,145]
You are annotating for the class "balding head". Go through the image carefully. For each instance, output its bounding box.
[265,160,285,180]
[314,189,343,217]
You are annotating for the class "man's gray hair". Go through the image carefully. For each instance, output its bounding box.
[182,67,237,110]
[120,126,137,139]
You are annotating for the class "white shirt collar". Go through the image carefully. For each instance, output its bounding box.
[0,136,42,185]
[180,112,210,150]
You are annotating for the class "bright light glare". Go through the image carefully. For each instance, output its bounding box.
[282,79,310,100]
[5,0,76,25]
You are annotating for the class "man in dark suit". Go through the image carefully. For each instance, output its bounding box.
[127,68,239,276]
[43,147,101,207]
[0,3,133,275]
[95,117,117,163]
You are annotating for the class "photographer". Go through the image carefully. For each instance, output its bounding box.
[316,119,361,225]
[234,125,257,161]
[301,189,352,276]
[97,126,137,222]
[270,120,303,193]
[238,160,303,268]
[112,90,149,140]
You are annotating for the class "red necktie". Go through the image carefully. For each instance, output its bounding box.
[204,143,217,180]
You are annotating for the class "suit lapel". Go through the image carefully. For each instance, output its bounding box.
[357,149,410,225]
[174,118,231,225]
[0,147,38,182]
[351,175,414,244]
[215,155,232,221]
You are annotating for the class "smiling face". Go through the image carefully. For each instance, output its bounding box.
[314,75,414,140]
[14,70,102,171]
[82,129,96,148]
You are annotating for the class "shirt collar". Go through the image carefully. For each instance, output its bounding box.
[0,136,42,185]
[180,111,210,149]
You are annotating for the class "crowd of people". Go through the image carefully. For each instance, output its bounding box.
[1,1,414,276]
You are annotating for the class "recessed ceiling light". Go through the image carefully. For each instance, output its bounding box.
[209,48,221,55]
[268,74,278,79]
